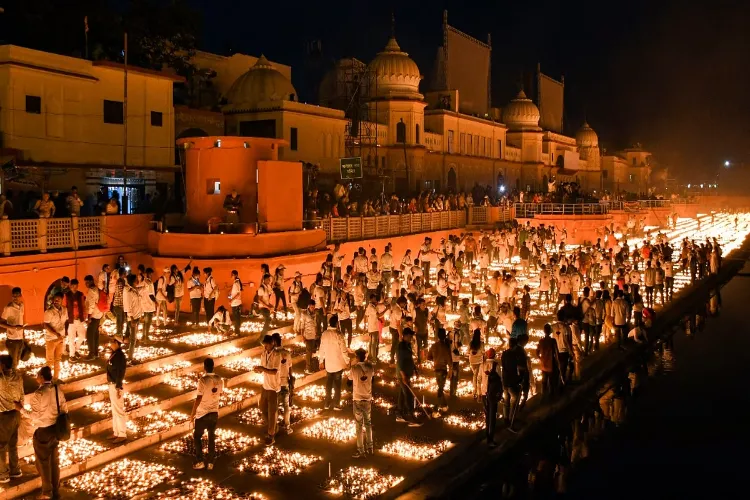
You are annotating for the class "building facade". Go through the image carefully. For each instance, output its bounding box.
[0,45,183,210]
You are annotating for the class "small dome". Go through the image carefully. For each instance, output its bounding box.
[223,55,297,112]
[368,37,422,99]
[502,90,540,131]
[576,121,599,147]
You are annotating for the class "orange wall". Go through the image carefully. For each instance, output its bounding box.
[178,136,286,228]
[257,160,303,232]
[0,215,153,324]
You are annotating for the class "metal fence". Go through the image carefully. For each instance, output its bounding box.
[514,203,609,218]
[638,199,672,209]
[1,216,106,256]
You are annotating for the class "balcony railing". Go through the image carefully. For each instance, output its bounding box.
[638,199,672,209]
[1,216,106,256]
[514,203,609,218]
[314,207,515,243]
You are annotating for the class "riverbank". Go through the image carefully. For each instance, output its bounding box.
[389,234,750,500]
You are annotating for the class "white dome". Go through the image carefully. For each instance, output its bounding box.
[368,37,422,99]
[223,55,297,112]
[502,90,540,131]
[576,121,599,147]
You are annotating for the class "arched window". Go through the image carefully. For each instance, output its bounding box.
[415,124,420,144]
[396,119,406,143]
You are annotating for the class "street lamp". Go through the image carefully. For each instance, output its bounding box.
[724,160,730,168]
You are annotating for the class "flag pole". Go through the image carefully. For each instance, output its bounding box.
[123,32,128,214]
[84,16,89,59]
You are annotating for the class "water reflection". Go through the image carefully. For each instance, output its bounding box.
[470,290,719,499]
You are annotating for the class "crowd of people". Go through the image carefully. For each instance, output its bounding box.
[0,212,728,495]
[0,186,171,219]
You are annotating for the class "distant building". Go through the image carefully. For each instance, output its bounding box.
[0,45,182,211]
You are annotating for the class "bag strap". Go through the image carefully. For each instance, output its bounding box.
[54,383,60,415]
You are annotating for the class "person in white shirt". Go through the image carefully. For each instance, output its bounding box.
[83,277,105,361]
[254,335,281,445]
[123,274,143,363]
[272,333,293,434]
[155,267,170,326]
[137,270,156,344]
[366,261,381,296]
[229,270,243,336]
[170,265,185,324]
[349,348,374,458]
[332,243,344,284]
[30,366,67,499]
[208,306,232,334]
[612,289,629,348]
[0,287,25,369]
[380,245,394,287]
[388,297,406,364]
[417,237,434,286]
[298,302,318,373]
[186,267,203,326]
[202,267,218,323]
[364,294,383,362]
[257,273,274,335]
[97,264,111,297]
[190,358,224,470]
[318,316,351,410]
[333,279,353,346]
[43,293,68,380]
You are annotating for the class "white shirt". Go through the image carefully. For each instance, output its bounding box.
[261,349,282,392]
[209,310,232,328]
[230,279,243,307]
[30,382,68,429]
[195,373,224,419]
[380,252,394,271]
[365,303,379,332]
[86,288,104,320]
[123,287,143,319]
[187,276,203,299]
[389,304,402,329]
[613,298,628,326]
[203,275,218,299]
[1,302,25,340]
[350,362,374,401]
[557,275,571,295]
[277,347,291,386]
[138,280,156,314]
[318,328,349,373]
[257,284,273,310]
[43,306,68,342]
[156,275,169,302]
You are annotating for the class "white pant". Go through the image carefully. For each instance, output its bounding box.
[67,320,86,357]
[109,384,128,438]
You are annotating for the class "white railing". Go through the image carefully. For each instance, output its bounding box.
[1,216,106,256]
[514,203,609,218]
[318,211,468,242]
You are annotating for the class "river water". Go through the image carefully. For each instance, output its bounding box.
[463,275,750,499]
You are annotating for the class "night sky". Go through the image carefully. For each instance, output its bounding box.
[195,0,750,180]
[2,0,749,180]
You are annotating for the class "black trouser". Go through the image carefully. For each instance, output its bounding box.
[305,339,316,372]
[315,308,326,337]
[231,306,242,335]
[583,323,592,354]
[142,312,153,342]
[397,378,415,420]
[204,298,216,322]
[273,287,287,311]
[666,277,674,300]
[325,370,343,408]
[558,352,571,384]
[33,425,59,499]
[422,261,431,286]
[483,392,500,442]
[340,318,353,346]
[389,327,399,363]
[450,361,459,398]
[194,412,218,464]
[112,305,124,337]
[334,266,341,284]
[435,368,448,407]
[355,306,365,330]
[614,325,626,348]
[191,298,202,324]
[259,308,271,334]
[416,334,427,363]
[5,338,23,369]
[541,369,559,399]
[0,409,20,479]
[470,283,477,302]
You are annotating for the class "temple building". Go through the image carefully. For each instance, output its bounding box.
[213,33,658,195]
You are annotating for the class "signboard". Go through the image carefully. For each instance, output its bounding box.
[340,157,363,179]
